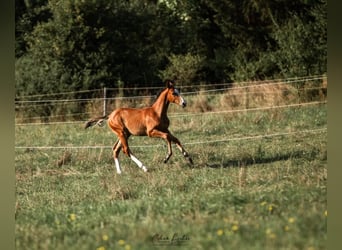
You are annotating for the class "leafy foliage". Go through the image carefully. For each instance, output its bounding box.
[159,53,204,85]
[15,0,327,116]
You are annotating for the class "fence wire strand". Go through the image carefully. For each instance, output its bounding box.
[15,128,327,150]
[15,100,327,126]
[15,75,327,104]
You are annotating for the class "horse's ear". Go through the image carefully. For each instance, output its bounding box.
[165,79,175,89]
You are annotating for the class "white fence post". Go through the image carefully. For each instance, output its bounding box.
[103,87,107,116]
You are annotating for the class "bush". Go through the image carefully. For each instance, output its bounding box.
[159,53,204,86]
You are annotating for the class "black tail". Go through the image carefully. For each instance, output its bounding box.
[84,115,109,129]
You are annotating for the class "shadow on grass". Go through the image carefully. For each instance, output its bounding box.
[204,149,325,169]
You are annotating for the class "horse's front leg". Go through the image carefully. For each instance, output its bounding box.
[169,133,194,165]
[163,139,173,163]
[148,129,193,165]
[147,129,173,163]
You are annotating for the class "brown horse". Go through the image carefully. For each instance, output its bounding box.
[85,80,193,174]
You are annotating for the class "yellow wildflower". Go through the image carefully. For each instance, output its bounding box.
[217,229,224,236]
[118,239,125,246]
[102,234,109,241]
[288,217,296,223]
[260,201,267,206]
[231,225,239,232]
[125,244,131,250]
[69,213,76,221]
[268,205,274,212]
[96,247,105,250]
[324,210,327,217]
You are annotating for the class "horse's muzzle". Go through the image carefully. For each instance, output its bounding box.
[182,100,187,108]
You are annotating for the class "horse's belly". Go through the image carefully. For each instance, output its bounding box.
[132,129,148,136]
[126,123,147,136]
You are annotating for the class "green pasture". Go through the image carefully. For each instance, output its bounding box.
[15,103,327,250]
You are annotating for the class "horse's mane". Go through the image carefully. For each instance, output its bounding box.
[154,87,167,100]
[153,80,175,103]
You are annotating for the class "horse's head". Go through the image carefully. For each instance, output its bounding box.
[165,80,187,108]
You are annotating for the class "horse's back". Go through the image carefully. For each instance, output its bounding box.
[108,107,153,136]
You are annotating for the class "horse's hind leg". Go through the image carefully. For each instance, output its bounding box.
[129,152,148,172]
[112,140,122,174]
[117,133,148,172]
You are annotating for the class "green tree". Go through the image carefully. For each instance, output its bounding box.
[15,0,327,120]
[15,0,50,58]
[269,0,327,79]
[159,53,204,85]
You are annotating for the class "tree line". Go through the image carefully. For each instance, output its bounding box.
[15,0,327,100]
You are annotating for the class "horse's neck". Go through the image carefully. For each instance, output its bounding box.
[152,89,169,118]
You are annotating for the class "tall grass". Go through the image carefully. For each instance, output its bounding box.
[15,85,327,250]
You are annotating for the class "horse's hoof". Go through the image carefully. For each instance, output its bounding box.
[188,158,194,165]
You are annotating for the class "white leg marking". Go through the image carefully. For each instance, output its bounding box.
[114,158,122,174]
[176,144,186,155]
[130,154,148,172]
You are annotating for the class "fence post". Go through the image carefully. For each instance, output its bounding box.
[103,87,107,116]
[245,86,249,110]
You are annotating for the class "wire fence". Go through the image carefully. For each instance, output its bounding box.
[15,100,327,126]
[14,86,326,107]
[15,75,326,100]
[15,75,326,103]
[14,128,326,150]
[15,75,327,125]
[15,75,327,154]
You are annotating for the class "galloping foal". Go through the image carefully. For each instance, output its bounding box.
[84,80,193,174]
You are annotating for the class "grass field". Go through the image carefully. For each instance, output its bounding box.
[15,90,327,250]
